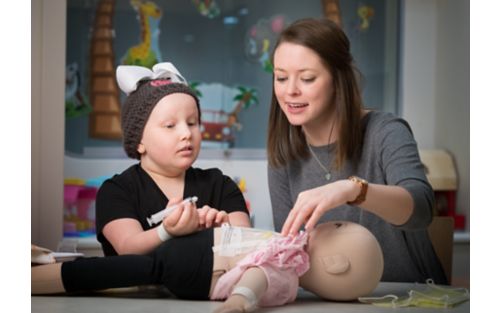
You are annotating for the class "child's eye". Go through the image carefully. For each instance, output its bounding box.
[164,124,175,129]
[186,118,199,126]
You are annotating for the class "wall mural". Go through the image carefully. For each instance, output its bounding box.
[88,0,121,139]
[193,83,258,147]
[122,0,163,67]
[192,0,221,19]
[357,4,375,32]
[245,15,286,73]
[65,0,399,156]
[65,63,91,118]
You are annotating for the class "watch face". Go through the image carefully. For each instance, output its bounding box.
[350,176,366,184]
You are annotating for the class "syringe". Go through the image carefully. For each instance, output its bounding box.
[147,196,198,226]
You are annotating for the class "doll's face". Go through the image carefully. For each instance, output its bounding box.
[299,221,383,300]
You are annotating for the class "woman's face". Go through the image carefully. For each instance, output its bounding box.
[138,93,201,176]
[273,42,336,129]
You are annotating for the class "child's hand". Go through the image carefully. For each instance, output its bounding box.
[197,206,229,228]
[162,198,199,236]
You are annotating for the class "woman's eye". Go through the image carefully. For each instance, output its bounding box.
[275,76,287,82]
[302,77,315,83]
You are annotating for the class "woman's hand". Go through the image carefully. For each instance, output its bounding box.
[197,205,229,228]
[162,198,200,236]
[281,179,359,236]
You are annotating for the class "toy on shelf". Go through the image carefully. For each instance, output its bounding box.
[420,150,465,230]
[63,176,109,237]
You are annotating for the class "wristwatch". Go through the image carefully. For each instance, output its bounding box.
[347,176,368,205]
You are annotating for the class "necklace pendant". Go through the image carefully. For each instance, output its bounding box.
[325,173,331,180]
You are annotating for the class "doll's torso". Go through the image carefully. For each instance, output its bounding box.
[210,224,281,295]
[214,224,280,257]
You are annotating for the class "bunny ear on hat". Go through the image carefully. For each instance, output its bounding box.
[116,62,188,95]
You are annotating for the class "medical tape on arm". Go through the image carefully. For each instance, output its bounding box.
[156,224,172,242]
[231,286,258,311]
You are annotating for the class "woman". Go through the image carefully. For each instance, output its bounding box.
[267,18,447,284]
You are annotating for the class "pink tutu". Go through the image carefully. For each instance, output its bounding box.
[211,231,309,306]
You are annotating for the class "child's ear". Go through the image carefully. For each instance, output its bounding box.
[137,143,145,154]
[321,254,350,274]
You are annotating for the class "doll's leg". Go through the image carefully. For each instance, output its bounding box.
[213,266,267,313]
[32,263,65,294]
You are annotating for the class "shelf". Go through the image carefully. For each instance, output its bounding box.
[453,231,470,244]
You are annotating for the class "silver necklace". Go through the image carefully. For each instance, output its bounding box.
[307,144,331,181]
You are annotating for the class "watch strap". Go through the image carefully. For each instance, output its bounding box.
[347,176,368,205]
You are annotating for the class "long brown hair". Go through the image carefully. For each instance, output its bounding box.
[267,18,364,170]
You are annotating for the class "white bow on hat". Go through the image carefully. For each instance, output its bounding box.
[116,62,188,95]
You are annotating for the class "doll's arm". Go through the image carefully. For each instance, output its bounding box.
[213,267,267,313]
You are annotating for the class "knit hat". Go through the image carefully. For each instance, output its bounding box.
[121,80,200,159]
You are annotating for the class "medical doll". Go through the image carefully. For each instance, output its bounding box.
[32,221,383,312]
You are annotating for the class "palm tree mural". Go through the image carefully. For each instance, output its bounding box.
[188,81,203,98]
[89,0,122,139]
[321,0,343,27]
[228,86,258,130]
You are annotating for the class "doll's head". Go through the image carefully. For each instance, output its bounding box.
[299,221,383,301]
[117,63,201,159]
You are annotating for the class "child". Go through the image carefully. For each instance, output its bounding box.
[96,63,250,256]
[32,221,384,313]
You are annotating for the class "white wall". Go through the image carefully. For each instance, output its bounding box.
[401,0,470,229]
[31,0,66,250]
[401,0,438,148]
[434,0,470,229]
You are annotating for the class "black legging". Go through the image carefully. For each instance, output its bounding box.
[61,229,214,299]
[61,254,157,292]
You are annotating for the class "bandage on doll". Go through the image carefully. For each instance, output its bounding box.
[32,222,383,312]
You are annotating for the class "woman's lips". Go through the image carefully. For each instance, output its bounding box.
[286,101,308,113]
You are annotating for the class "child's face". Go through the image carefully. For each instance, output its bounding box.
[138,93,201,176]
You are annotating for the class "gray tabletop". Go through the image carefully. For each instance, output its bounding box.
[31,282,470,313]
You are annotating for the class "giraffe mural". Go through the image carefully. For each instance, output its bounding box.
[89,0,122,139]
[122,0,163,68]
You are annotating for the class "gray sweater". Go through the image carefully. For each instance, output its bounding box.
[268,111,447,284]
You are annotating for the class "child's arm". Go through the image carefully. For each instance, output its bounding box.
[213,267,268,313]
[103,199,199,255]
[227,211,252,227]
